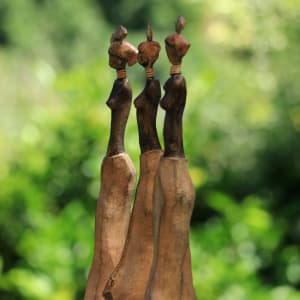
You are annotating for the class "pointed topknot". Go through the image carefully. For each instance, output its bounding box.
[165,16,190,66]
[175,16,186,34]
[146,23,153,41]
[108,25,138,70]
[111,25,128,43]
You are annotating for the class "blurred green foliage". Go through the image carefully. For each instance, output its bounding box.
[1,0,300,299]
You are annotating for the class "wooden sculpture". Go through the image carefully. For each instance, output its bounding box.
[103,24,163,300]
[145,16,197,300]
[84,26,138,300]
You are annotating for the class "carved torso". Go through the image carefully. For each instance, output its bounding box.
[161,74,186,157]
[106,78,132,156]
[134,78,161,153]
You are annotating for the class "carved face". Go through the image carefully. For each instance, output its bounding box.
[165,34,190,65]
[109,41,138,69]
[137,41,161,68]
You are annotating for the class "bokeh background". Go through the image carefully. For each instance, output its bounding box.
[1,0,300,299]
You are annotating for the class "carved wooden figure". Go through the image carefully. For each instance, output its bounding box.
[145,16,197,300]
[103,24,163,300]
[84,26,138,300]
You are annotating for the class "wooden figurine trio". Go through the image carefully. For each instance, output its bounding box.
[84,16,196,300]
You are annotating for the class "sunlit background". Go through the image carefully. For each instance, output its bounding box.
[1,0,300,299]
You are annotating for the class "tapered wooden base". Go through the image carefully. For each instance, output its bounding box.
[145,157,195,300]
[183,246,197,300]
[103,150,162,300]
[84,153,135,300]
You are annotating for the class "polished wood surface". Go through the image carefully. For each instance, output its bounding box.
[84,26,137,300]
[103,25,162,300]
[106,26,138,156]
[145,16,197,300]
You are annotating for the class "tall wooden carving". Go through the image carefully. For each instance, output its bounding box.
[103,24,162,300]
[85,17,197,300]
[84,26,138,300]
[145,16,196,300]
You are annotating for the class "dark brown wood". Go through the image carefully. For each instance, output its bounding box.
[103,25,162,300]
[161,74,186,157]
[106,79,132,156]
[134,79,161,153]
[135,24,161,153]
[106,26,138,156]
[165,16,190,66]
[137,24,161,70]
[84,154,136,300]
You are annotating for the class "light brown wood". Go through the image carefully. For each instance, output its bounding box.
[103,150,162,300]
[145,157,195,300]
[84,153,136,300]
[182,246,197,300]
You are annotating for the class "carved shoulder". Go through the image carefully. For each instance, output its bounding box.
[106,79,132,110]
[160,75,186,110]
[145,78,161,101]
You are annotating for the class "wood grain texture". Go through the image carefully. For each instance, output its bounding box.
[160,77,196,299]
[106,78,132,156]
[103,150,162,300]
[103,26,163,299]
[134,24,161,153]
[135,78,161,153]
[145,158,195,300]
[145,16,197,299]
[84,153,136,300]
[161,74,186,157]
[84,25,137,300]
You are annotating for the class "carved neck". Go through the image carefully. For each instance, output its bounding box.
[160,74,186,157]
[106,78,132,156]
[134,78,162,153]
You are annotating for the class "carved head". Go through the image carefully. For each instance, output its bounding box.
[108,26,138,70]
[137,24,161,68]
[165,16,190,65]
